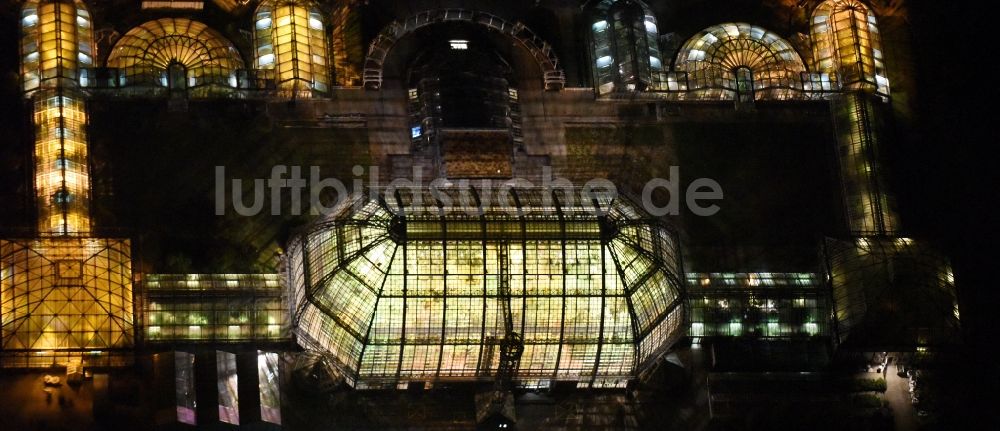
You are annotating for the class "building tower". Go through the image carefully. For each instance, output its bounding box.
[21,0,94,235]
[812,1,960,349]
[811,0,896,234]
[1,0,134,368]
[253,0,331,98]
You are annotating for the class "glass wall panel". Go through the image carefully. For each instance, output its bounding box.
[256,351,282,425]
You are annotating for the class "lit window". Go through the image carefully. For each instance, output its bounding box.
[54,190,72,204]
[644,19,657,33]
[649,56,662,70]
[589,1,662,95]
[253,1,330,97]
[308,16,323,31]
[729,321,742,335]
[805,322,819,335]
[675,23,806,101]
[810,0,889,94]
[107,18,244,97]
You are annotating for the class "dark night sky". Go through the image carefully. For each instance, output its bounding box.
[904,2,997,419]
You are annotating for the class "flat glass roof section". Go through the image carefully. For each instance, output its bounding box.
[286,187,686,388]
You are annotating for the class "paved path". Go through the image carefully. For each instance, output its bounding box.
[0,372,96,431]
[885,363,919,431]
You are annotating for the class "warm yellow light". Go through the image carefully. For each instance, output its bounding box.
[811,0,888,94]
[30,90,91,234]
[255,1,329,97]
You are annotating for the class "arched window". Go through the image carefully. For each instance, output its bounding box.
[675,23,806,101]
[588,0,662,96]
[254,0,330,98]
[20,0,94,93]
[167,62,187,91]
[734,66,754,105]
[107,18,245,98]
[811,0,888,95]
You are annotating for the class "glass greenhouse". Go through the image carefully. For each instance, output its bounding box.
[142,274,287,343]
[675,23,807,101]
[832,92,897,235]
[825,237,961,349]
[106,18,245,97]
[687,272,829,339]
[253,0,330,97]
[1,237,134,367]
[20,0,94,93]
[811,0,890,95]
[285,188,686,388]
[588,0,663,96]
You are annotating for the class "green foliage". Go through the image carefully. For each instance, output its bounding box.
[843,377,887,392]
[850,393,886,408]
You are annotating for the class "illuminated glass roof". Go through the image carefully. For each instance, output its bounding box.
[675,22,807,100]
[1,238,134,352]
[286,188,685,388]
[107,18,244,96]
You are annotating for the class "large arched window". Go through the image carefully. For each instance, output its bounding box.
[811,0,889,95]
[254,0,330,98]
[588,0,662,96]
[734,66,754,104]
[675,23,807,101]
[107,18,244,98]
[20,0,94,93]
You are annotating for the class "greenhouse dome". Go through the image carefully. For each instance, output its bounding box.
[285,187,685,388]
